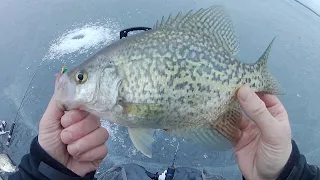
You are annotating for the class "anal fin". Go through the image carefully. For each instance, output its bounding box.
[182,126,234,151]
[211,103,243,144]
[170,102,242,151]
[128,128,155,158]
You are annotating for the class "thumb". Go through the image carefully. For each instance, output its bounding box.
[41,95,65,123]
[237,84,277,136]
[41,75,65,124]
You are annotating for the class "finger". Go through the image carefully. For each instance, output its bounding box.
[237,84,278,136]
[67,127,109,156]
[61,109,90,128]
[61,114,101,144]
[74,144,108,162]
[256,93,281,108]
[257,93,288,121]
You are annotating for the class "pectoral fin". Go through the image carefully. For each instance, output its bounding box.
[128,128,155,158]
[121,102,165,118]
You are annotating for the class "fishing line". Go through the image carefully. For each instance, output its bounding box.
[6,59,46,147]
[294,0,320,18]
[171,141,180,167]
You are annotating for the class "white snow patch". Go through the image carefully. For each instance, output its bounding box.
[100,120,120,142]
[100,120,140,157]
[44,19,120,61]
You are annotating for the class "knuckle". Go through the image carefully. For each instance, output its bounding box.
[252,99,267,117]
[92,114,100,120]
[82,115,100,132]
[76,121,86,137]
[95,117,101,127]
[103,128,109,138]
[101,128,109,141]
[85,117,98,131]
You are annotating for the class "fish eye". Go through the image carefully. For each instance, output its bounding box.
[75,71,88,84]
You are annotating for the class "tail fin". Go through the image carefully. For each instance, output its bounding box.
[254,37,285,95]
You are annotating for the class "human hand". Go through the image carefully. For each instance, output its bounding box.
[234,84,292,180]
[38,75,109,176]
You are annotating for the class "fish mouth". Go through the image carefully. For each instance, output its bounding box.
[54,73,77,110]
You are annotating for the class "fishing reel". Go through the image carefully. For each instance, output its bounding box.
[0,120,9,135]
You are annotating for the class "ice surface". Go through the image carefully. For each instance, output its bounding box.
[1,0,320,180]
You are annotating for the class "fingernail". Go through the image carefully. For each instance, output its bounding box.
[61,131,73,143]
[69,144,79,155]
[94,159,103,164]
[239,84,253,102]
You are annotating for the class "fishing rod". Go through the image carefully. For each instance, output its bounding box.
[6,59,46,147]
[144,141,180,180]
[165,141,180,180]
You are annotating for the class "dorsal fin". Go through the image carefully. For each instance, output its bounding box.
[153,5,240,56]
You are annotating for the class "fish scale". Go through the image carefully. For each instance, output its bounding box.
[119,31,232,97]
[55,5,284,158]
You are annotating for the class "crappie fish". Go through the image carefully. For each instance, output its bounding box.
[55,5,284,158]
[0,153,18,173]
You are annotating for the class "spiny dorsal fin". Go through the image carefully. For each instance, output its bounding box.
[254,37,285,95]
[153,5,240,56]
